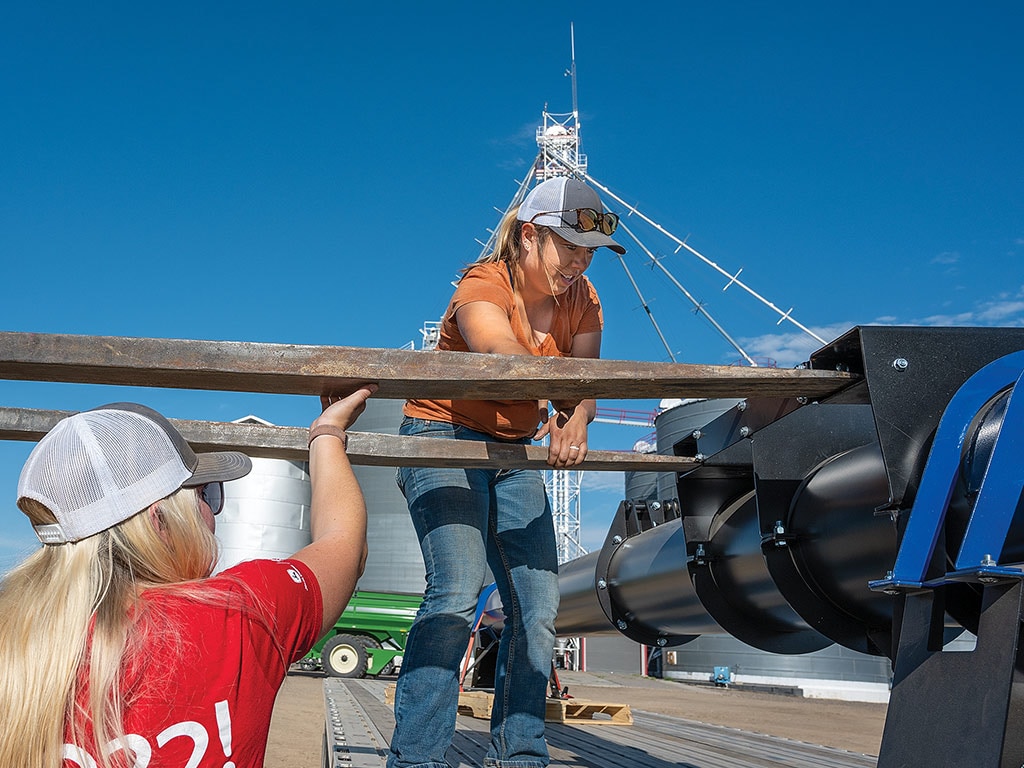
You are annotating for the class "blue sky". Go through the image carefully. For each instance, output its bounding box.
[1,2,1022,567]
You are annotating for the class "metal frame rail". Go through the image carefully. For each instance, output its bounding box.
[0,330,854,472]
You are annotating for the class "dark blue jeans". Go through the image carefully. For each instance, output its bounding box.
[387,418,558,768]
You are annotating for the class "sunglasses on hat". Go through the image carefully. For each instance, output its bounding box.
[197,482,225,515]
[530,207,620,236]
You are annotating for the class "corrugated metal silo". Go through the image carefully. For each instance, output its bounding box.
[350,399,426,594]
[216,452,312,572]
[213,406,426,597]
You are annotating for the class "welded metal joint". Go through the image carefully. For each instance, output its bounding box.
[879,571,901,595]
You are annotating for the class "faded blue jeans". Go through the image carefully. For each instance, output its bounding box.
[387,417,558,768]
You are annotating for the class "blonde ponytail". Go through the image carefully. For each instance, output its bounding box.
[466,205,551,273]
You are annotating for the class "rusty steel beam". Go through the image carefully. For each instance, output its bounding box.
[0,331,856,401]
[0,407,699,472]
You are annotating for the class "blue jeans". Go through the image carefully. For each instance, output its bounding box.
[387,418,559,768]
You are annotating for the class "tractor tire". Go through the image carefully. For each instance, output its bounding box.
[322,634,368,678]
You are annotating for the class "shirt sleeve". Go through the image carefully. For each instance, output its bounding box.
[223,558,324,663]
[575,278,603,336]
[449,264,515,318]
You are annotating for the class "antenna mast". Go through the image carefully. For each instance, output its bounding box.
[570,23,579,142]
[536,25,586,183]
[542,25,587,566]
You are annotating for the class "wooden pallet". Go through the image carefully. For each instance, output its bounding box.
[545,698,633,725]
[452,690,632,726]
[457,690,494,718]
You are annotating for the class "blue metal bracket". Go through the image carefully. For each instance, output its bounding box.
[869,350,1024,593]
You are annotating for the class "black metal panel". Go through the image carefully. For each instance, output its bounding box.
[810,325,1024,512]
[747,403,895,654]
[878,582,1024,768]
[673,397,804,459]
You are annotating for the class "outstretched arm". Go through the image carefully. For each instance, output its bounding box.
[456,300,534,355]
[292,384,376,637]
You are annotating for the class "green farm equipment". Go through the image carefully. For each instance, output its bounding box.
[300,590,422,678]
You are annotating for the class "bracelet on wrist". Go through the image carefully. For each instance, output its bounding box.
[308,424,348,449]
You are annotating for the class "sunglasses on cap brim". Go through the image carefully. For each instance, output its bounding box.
[530,208,620,236]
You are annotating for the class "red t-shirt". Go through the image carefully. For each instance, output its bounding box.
[404,261,603,438]
[63,558,322,768]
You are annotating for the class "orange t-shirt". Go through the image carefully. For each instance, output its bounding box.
[404,261,603,439]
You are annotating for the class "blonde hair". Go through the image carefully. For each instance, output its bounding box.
[0,487,224,768]
[467,205,552,273]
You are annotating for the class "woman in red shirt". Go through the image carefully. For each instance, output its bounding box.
[0,387,374,767]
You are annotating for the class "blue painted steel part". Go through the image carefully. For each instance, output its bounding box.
[872,350,1024,590]
[954,365,1024,573]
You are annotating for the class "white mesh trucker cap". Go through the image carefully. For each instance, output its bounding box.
[516,177,625,254]
[17,403,252,544]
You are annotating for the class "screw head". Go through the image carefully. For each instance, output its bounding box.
[597,579,607,590]
[616,619,628,630]
[892,358,909,371]
[612,535,623,546]
[656,637,668,647]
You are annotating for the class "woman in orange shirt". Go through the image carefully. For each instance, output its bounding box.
[389,177,624,768]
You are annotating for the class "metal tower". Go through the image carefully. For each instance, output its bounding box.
[549,465,585,563]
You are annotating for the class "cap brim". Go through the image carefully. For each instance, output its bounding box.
[554,226,626,255]
[184,451,253,487]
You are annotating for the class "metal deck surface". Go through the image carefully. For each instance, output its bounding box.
[322,679,877,768]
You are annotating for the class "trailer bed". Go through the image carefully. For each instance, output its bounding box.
[323,678,877,768]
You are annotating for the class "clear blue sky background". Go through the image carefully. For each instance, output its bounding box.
[2,2,1021,568]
